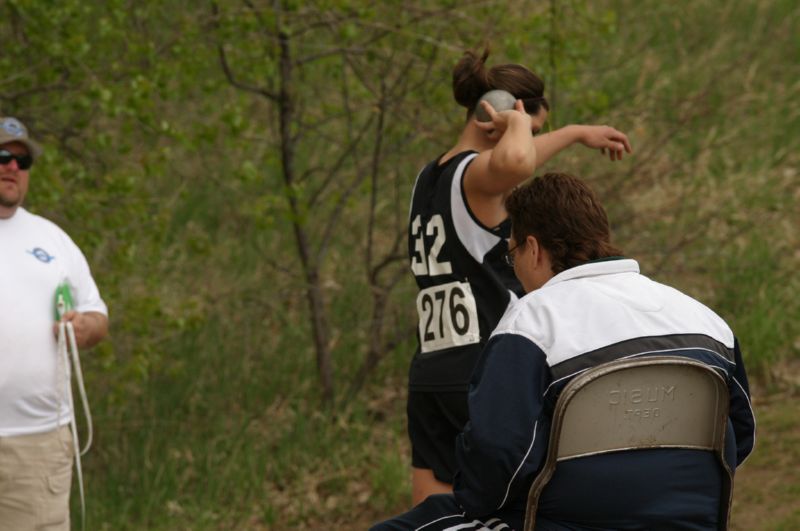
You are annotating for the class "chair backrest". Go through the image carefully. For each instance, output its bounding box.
[523,355,733,531]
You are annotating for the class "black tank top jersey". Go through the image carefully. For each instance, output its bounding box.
[407,151,524,391]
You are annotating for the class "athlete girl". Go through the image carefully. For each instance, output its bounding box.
[406,48,632,505]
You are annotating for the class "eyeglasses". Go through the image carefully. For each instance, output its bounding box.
[0,149,33,170]
[503,241,523,267]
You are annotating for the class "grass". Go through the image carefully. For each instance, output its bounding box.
[731,388,800,530]
[79,331,414,530]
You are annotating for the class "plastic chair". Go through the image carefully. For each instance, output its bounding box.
[523,355,733,531]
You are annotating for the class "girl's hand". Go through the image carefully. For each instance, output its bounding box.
[475,99,531,141]
[575,125,633,161]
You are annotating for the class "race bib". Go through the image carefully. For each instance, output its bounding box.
[416,281,480,353]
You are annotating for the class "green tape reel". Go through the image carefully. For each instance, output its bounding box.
[54,282,75,321]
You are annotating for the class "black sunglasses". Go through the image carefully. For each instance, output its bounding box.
[0,149,33,170]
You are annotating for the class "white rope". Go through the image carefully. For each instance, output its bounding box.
[57,320,92,531]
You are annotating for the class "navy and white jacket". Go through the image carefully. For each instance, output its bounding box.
[453,258,756,529]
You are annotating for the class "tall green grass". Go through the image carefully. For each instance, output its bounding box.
[81,305,415,529]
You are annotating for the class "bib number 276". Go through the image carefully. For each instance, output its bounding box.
[416,281,480,353]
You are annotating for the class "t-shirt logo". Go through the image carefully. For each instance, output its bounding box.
[28,247,55,263]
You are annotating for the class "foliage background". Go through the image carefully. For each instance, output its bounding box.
[1,0,798,529]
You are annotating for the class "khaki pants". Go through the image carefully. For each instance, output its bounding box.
[0,426,74,531]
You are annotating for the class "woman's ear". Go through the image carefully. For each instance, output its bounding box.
[526,234,540,264]
[527,234,554,282]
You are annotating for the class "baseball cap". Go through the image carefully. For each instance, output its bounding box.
[0,117,43,160]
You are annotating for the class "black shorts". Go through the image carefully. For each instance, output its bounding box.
[407,389,469,484]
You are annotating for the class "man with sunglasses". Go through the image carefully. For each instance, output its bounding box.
[0,116,108,529]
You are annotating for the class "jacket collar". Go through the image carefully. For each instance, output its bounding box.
[542,258,640,289]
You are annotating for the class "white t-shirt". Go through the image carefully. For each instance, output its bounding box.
[0,207,107,436]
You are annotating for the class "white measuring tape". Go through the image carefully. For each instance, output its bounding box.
[55,292,93,531]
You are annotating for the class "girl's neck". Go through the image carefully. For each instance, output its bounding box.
[440,123,492,165]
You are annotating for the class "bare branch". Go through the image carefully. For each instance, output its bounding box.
[216,44,278,100]
[365,78,388,273]
[0,80,70,102]
[306,117,376,208]
[210,0,279,100]
[370,229,407,286]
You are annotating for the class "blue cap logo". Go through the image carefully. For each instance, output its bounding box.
[1,117,26,138]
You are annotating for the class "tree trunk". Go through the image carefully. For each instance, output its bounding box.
[277,30,334,405]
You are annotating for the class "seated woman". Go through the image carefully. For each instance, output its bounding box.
[372,173,755,531]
